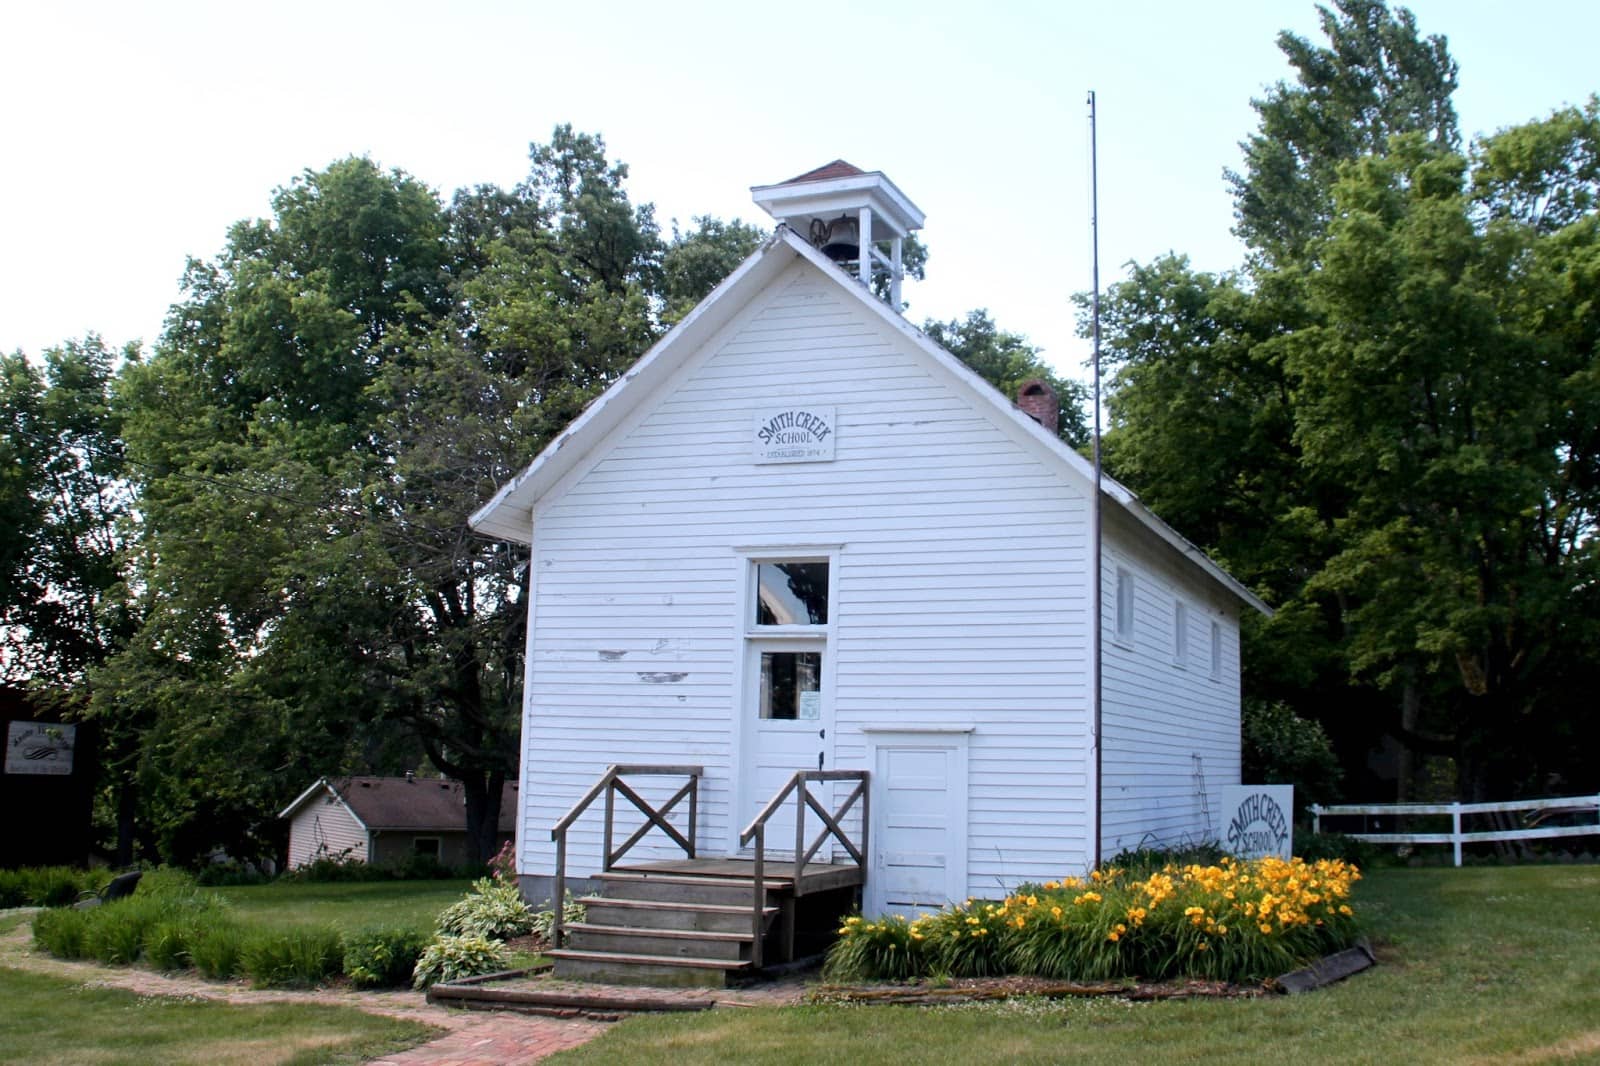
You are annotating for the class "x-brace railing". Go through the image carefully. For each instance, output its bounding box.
[738,769,868,969]
[549,764,702,948]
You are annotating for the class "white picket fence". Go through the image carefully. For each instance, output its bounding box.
[1310,794,1600,867]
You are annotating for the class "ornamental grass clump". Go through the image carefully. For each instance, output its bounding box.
[826,856,1362,985]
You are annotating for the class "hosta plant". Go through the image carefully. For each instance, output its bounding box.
[411,934,510,989]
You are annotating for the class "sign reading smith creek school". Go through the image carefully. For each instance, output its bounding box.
[753,406,836,464]
[1220,784,1294,861]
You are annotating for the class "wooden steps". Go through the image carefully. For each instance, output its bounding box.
[547,868,783,987]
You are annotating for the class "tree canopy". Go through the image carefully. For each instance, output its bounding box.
[1101,0,1600,801]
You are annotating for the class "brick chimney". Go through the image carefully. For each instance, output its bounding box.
[1017,379,1058,434]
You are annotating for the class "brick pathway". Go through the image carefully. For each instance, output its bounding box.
[367,1013,609,1065]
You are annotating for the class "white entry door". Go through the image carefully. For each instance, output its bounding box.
[737,556,835,857]
[866,734,968,916]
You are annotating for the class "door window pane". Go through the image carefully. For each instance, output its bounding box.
[759,651,821,720]
[756,561,829,625]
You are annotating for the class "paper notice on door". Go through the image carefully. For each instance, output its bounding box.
[798,692,822,720]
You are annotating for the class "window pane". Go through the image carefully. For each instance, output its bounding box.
[759,651,821,720]
[756,561,829,625]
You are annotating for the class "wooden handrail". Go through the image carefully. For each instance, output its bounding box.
[549,764,703,948]
[739,769,868,969]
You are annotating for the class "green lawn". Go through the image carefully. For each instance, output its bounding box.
[549,865,1600,1065]
[215,879,472,931]
[0,966,437,1065]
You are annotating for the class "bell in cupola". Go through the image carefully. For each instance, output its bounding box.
[811,215,861,263]
[751,159,926,308]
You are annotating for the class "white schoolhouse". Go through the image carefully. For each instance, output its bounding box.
[472,162,1270,932]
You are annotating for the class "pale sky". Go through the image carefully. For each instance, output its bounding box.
[3,1,1596,382]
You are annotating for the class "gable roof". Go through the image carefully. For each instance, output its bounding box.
[469,227,1271,617]
[279,776,517,833]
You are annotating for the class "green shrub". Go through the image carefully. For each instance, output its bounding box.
[240,926,344,988]
[530,892,586,943]
[193,862,273,887]
[283,855,385,883]
[31,907,90,959]
[343,927,431,989]
[1105,842,1228,876]
[412,934,509,989]
[82,898,160,965]
[1295,831,1380,866]
[135,867,201,898]
[27,867,102,907]
[146,918,198,971]
[392,853,455,881]
[189,922,246,980]
[1242,699,1343,807]
[436,877,534,941]
[0,869,28,908]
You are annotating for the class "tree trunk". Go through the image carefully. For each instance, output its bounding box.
[1397,679,1421,802]
[115,773,137,867]
[460,769,505,868]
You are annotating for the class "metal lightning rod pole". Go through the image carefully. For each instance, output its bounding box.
[1088,89,1104,870]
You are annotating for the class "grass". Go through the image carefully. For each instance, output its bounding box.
[547,865,1600,1065]
[0,965,437,1066]
[215,879,472,931]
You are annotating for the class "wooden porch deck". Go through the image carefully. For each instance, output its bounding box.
[611,856,866,896]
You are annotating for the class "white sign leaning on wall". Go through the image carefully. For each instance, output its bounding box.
[1220,784,1294,860]
[753,406,836,464]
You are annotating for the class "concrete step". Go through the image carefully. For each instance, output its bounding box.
[581,896,778,934]
[565,922,750,961]
[549,948,751,988]
[593,871,785,906]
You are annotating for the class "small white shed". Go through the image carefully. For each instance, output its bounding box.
[472,162,1269,916]
[279,776,516,870]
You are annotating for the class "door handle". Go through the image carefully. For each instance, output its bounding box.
[819,728,826,739]
[817,751,825,771]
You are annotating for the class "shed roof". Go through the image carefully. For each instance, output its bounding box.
[279,776,517,833]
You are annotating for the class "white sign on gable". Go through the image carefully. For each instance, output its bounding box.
[1220,784,1294,860]
[753,406,836,464]
[5,721,76,776]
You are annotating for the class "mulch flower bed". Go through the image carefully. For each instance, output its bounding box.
[805,974,1263,1006]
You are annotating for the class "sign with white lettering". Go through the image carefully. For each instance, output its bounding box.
[5,721,76,776]
[754,407,835,464]
[1220,785,1294,860]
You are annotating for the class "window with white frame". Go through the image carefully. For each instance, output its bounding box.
[1115,567,1135,645]
[749,559,829,720]
[1173,601,1189,667]
[1210,619,1223,680]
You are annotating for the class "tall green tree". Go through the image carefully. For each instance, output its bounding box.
[1099,1,1600,802]
[0,338,137,684]
[101,129,682,865]
[0,337,144,859]
[1228,0,1459,266]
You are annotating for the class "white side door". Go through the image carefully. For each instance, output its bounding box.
[866,733,969,916]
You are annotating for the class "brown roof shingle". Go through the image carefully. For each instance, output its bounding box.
[782,159,866,184]
[329,776,517,833]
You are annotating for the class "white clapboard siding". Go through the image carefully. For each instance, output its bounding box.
[521,261,1093,897]
[1098,505,1243,856]
[287,791,368,868]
